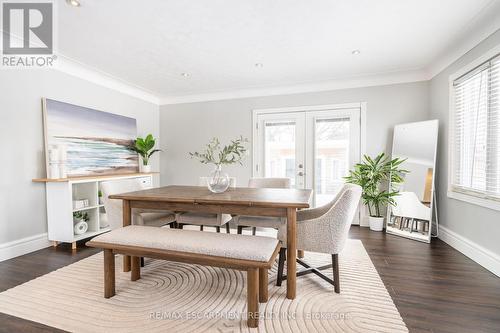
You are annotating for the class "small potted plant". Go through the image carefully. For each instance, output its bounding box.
[72,211,90,235]
[130,134,161,173]
[189,136,248,193]
[345,153,407,231]
[98,190,103,205]
[73,211,89,223]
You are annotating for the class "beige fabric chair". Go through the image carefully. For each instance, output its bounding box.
[101,179,176,230]
[276,184,362,293]
[233,177,291,235]
[175,177,236,233]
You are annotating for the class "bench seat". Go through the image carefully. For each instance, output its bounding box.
[89,225,278,262]
[87,225,280,328]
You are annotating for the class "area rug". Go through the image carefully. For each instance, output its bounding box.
[0,240,407,332]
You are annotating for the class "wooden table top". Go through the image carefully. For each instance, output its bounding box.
[109,185,312,209]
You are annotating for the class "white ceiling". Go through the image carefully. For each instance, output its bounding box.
[57,0,500,103]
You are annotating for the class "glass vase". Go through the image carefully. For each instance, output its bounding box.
[207,165,230,193]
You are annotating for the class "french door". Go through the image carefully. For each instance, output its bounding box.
[253,105,362,221]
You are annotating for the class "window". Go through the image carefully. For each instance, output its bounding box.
[450,52,500,208]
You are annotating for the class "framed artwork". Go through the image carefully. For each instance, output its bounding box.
[42,98,139,177]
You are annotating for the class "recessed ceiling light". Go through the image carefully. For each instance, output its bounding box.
[181,72,190,77]
[66,0,81,7]
[255,63,264,68]
[351,50,361,55]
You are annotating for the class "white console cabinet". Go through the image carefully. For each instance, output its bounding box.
[33,173,154,249]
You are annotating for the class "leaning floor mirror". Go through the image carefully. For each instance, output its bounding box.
[386,120,439,243]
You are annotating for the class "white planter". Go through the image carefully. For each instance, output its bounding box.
[369,216,385,231]
[140,164,152,173]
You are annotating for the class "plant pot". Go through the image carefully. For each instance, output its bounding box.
[369,216,385,231]
[73,220,88,235]
[140,164,152,173]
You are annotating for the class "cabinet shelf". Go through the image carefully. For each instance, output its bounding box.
[73,227,110,242]
[72,205,100,213]
[40,174,153,248]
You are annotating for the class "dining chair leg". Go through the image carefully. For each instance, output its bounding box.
[178,223,184,230]
[200,225,203,231]
[252,227,256,235]
[226,224,230,234]
[276,248,286,286]
[298,250,304,258]
[332,253,340,293]
[259,268,268,303]
[216,226,221,233]
[140,257,145,267]
[237,226,243,234]
[104,249,115,298]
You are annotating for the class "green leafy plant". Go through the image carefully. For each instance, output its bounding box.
[130,134,161,166]
[73,211,89,222]
[98,190,103,198]
[189,136,248,166]
[344,153,408,217]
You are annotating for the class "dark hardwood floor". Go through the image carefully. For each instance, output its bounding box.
[0,227,499,333]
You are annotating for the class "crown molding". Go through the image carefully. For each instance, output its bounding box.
[426,0,500,79]
[53,55,161,105]
[159,69,429,105]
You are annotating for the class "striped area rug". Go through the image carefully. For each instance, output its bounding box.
[0,239,407,332]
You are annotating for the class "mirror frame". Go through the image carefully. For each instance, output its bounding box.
[385,119,439,243]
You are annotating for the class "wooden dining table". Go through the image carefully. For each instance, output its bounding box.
[109,185,312,300]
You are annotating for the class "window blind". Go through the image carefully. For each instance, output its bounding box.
[451,54,500,201]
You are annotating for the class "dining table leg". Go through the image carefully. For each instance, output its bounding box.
[122,199,131,272]
[286,207,297,300]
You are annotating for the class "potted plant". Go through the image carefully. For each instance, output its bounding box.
[189,136,248,193]
[345,153,407,231]
[130,134,161,173]
[72,211,90,235]
[73,211,89,223]
[98,190,103,205]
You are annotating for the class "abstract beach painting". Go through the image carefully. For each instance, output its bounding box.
[43,99,139,177]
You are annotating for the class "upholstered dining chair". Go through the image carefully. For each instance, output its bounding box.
[392,191,431,233]
[101,179,177,267]
[233,177,291,235]
[175,177,236,233]
[275,184,362,293]
[100,179,176,230]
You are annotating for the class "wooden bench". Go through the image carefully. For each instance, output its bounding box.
[86,225,280,328]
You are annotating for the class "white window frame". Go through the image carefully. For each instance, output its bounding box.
[448,44,500,211]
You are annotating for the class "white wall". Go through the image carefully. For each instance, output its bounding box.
[429,29,500,274]
[0,70,160,249]
[160,81,429,187]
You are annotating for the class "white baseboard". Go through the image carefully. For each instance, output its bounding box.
[438,226,500,277]
[0,233,51,262]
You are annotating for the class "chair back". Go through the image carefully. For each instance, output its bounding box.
[316,183,362,254]
[248,177,291,189]
[100,179,147,230]
[392,191,431,220]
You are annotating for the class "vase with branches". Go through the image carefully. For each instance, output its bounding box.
[189,136,248,193]
[345,153,408,231]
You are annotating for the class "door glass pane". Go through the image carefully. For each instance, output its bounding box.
[315,118,350,206]
[264,121,296,186]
